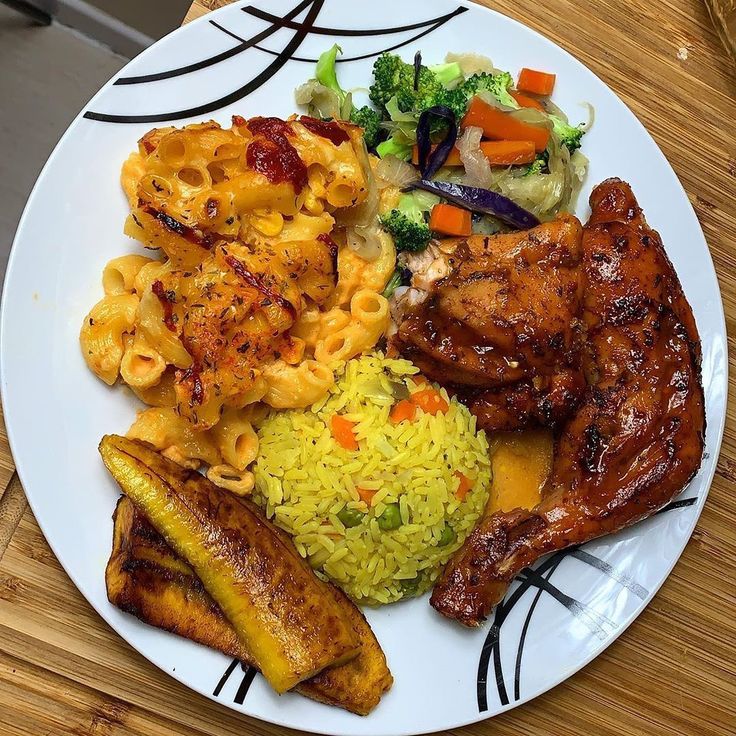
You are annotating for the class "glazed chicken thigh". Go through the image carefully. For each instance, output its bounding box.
[406,179,705,626]
[395,215,586,431]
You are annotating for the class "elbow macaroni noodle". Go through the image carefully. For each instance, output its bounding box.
[81,115,395,490]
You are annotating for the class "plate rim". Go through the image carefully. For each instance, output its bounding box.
[0,1,728,733]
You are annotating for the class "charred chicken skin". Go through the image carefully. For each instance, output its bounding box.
[427,179,705,626]
[395,214,586,431]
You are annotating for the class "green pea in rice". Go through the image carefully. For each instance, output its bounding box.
[253,353,491,605]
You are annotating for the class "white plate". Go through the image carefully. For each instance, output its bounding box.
[0,1,727,734]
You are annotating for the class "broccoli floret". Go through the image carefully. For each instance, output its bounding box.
[549,115,585,152]
[382,266,413,299]
[380,193,433,252]
[525,159,545,177]
[376,136,413,161]
[370,53,416,110]
[525,151,550,176]
[350,105,383,149]
[429,61,463,87]
[460,71,519,110]
[369,53,465,113]
[434,86,471,121]
[380,211,431,253]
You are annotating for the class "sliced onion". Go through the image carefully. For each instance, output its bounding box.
[294,81,341,120]
[510,107,553,130]
[544,99,569,123]
[375,155,420,190]
[580,102,596,132]
[476,90,517,113]
[445,52,496,76]
[457,126,493,189]
[416,106,458,179]
[571,149,589,181]
[408,180,540,230]
[491,134,570,218]
[346,225,383,261]
[569,149,589,206]
[546,101,594,134]
[384,96,420,145]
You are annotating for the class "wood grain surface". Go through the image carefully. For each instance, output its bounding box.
[706,0,736,59]
[1,1,735,734]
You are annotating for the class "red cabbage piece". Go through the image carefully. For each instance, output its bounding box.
[408,179,540,230]
[416,106,458,180]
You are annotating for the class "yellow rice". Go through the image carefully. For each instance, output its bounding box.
[252,354,491,605]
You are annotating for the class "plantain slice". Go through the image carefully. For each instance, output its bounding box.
[99,435,360,694]
[107,497,393,714]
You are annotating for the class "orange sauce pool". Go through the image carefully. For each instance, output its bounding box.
[486,429,554,514]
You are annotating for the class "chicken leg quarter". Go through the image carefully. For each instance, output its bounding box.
[430,179,706,626]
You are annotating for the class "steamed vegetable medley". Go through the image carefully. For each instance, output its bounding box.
[296,46,590,259]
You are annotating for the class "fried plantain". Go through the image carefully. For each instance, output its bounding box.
[107,497,392,714]
[99,435,360,693]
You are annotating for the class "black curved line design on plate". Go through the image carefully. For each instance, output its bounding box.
[210,19,247,43]
[250,13,465,64]
[213,658,240,697]
[513,557,565,702]
[477,620,506,710]
[234,664,257,705]
[477,551,567,711]
[658,496,697,514]
[84,0,325,124]
[242,4,467,37]
[477,495,698,713]
[569,548,648,600]
[520,567,615,640]
[114,0,314,86]
[85,1,467,123]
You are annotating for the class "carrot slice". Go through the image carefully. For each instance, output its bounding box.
[455,472,473,501]
[430,203,473,237]
[331,415,358,451]
[511,90,545,111]
[413,140,536,168]
[357,487,377,505]
[480,140,536,165]
[463,97,550,153]
[412,388,449,415]
[390,399,417,424]
[517,68,556,96]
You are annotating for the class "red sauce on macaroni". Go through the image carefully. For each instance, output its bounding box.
[151,280,178,333]
[142,205,218,250]
[245,117,308,192]
[300,116,350,146]
[180,363,205,406]
[224,254,297,319]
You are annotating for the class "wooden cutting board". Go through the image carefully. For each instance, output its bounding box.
[1,1,735,734]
